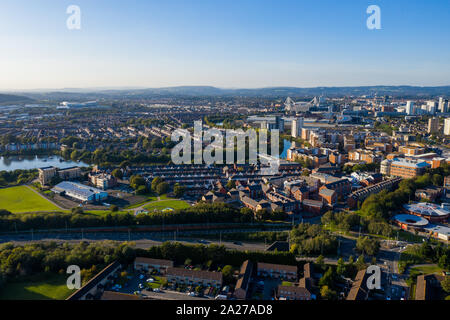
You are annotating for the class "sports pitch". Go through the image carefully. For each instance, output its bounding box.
[0,186,60,213]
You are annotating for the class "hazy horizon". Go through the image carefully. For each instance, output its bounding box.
[1,0,450,90]
[3,83,450,93]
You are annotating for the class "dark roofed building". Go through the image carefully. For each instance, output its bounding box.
[415,274,445,300]
[257,262,297,281]
[346,269,370,300]
[66,261,121,300]
[134,257,174,273]
[277,285,311,300]
[302,199,324,216]
[166,267,223,288]
[233,260,254,300]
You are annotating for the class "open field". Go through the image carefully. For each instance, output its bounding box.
[0,274,75,300]
[144,200,191,212]
[0,186,60,213]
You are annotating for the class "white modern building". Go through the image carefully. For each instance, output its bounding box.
[444,118,450,135]
[438,97,448,113]
[291,117,304,138]
[406,101,415,115]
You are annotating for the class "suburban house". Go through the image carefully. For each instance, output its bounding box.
[166,267,223,288]
[134,257,174,274]
[257,262,297,281]
[277,285,311,300]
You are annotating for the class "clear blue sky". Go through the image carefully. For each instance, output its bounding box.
[0,0,449,90]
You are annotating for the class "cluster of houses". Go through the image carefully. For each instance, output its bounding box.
[199,165,392,217]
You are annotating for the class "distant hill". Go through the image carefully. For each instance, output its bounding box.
[11,85,450,100]
[0,93,34,105]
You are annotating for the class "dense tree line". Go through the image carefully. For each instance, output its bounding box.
[289,223,338,256]
[0,169,37,188]
[0,241,136,286]
[359,170,446,220]
[0,203,256,232]
[0,240,298,292]
[61,146,172,166]
[399,240,450,273]
[355,236,380,256]
[135,241,297,268]
[321,210,393,237]
[343,162,380,174]
[188,230,289,243]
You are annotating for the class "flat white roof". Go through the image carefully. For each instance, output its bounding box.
[403,203,450,217]
[423,224,450,237]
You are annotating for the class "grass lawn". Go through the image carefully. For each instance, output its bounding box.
[159,194,175,200]
[410,264,444,275]
[0,274,75,300]
[0,186,60,213]
[281,281,293,286]
[144,200,191,212]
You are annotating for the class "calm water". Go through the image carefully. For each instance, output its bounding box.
[0,155,89,171]
[280,139,292,159]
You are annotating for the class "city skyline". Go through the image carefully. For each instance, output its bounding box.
[1,0,450,90]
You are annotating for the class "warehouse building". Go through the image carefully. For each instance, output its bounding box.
[52,181,108,203]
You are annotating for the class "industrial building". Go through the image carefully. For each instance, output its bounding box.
[51,181,108,203]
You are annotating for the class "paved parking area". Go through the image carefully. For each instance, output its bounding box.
[141,289,211,300]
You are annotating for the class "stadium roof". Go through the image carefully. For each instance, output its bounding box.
[403,203,450,217]
[393,214,429,227]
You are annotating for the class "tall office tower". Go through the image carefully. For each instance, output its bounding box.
[438,97,444,112]
[428,117,439,133]
[445,118,450,135]
[275,115,285,132]
[406,101,415,115]
[291,117,304,138]
[438,97,448,113]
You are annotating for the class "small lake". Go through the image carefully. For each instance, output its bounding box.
[0,155,90,172]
